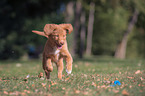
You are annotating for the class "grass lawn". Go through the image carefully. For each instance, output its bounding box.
[0,57,145,96]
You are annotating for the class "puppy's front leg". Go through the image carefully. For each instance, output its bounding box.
[65,52,73,75]
[43,57,53,79]
[56,58,64,79]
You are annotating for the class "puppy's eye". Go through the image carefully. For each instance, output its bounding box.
[56,35,59,37]
[63,35,66,37]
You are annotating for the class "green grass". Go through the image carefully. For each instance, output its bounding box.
[0,57,145,96]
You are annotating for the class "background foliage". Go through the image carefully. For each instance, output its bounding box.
[0,0,145,59]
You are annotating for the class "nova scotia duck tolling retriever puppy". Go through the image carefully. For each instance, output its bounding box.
[32,24,73,80]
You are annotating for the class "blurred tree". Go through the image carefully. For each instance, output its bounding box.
[91,0,145,59]
[0,0,66,59]
[72,0,82,56]
[115,9,139,59]
[64,1,74,55]
[79,10,86,58]
[115,0,145,59]
[1,0,145,60]
[92,0,128,56]
[86,2,95,56]
[65,1,74,23]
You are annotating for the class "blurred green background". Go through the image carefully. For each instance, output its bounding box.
[0,0,145,60]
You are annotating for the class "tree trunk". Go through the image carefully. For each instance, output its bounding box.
[86,2,95,55]
[72,0,82,56]
[65,1,74,23]
[64,1,74,55]
[115,9,139,59]
[79,11,86,58]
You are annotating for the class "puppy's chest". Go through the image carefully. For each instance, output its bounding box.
[49,48,61,62]
[49,47,60,55]
[54,50,60,55]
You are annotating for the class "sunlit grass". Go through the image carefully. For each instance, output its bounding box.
[0,57,145,95]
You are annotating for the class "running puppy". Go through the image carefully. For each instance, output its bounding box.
[32,24,73,79]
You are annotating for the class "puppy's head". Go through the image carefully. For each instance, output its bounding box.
[44,24,73,49]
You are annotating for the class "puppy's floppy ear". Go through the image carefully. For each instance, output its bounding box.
[44,24,57,35]
[59,24,73,34]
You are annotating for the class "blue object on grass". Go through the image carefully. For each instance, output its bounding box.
[110,80,121,86]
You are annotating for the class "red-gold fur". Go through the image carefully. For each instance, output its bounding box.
[32,24,73,79]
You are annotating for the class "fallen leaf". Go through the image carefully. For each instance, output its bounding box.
[97,86,100,88]
[113,89,119,93]
[97,79,100,81]
[9,92,16,95]
[24,90,30,93]
[83,91,89,95]
[104,81,111,84]
[47,93,52,96]
[38,72,43,78]
[140,77,144,81]
[140,90,143,92]
[62,87,65,90]
[13,86,17,89]
[75,90,80,94]
[83,74,87,78]
[65,77,70,81]
[3,91,8,95]
[35,89,39,93]
[127,76,133,79]
[115,78,118,80]
[9,91,19,95]
[42,83,46,87]
[96,74,100,77]
[122,90,129,96]
[32,84,35,87]
[92,82,96,87]
[26,86,29,89]
[101,85,106,88]
[21,92,26,95]
[135,70,141,74]
[51,81,57,85]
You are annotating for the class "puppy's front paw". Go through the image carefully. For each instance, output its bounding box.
[66,69,72,75]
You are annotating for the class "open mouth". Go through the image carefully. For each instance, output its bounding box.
[56,43,62,49]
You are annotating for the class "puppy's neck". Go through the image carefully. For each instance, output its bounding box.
[46,38,56,49]
[44,39,60,55]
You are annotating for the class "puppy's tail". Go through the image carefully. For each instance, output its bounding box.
[32,30,48,38]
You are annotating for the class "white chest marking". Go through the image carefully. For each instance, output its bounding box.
[55,50,60,55]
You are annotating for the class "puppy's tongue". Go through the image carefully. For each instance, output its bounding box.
[58,46,62,49]
[56,43,62,49]
[56,45,62,49]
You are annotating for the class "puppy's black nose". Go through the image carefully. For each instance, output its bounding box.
[60,41,64,45]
